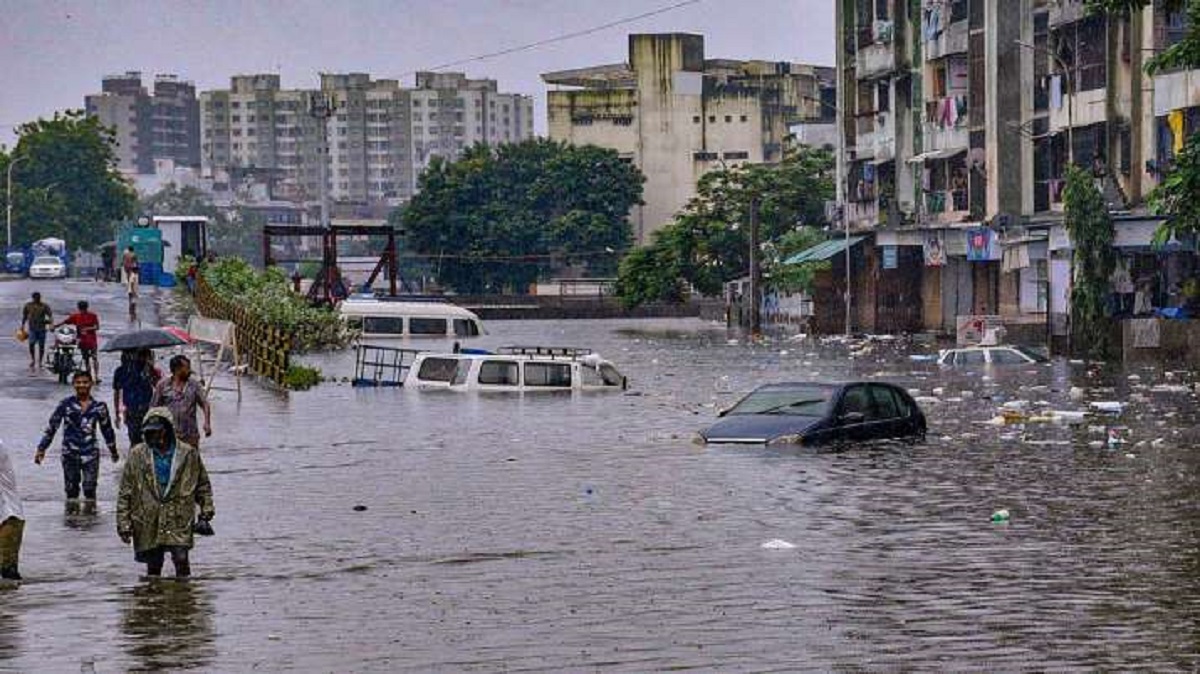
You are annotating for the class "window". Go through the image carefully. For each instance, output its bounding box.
[409,317,447,335]
[524,362,572,387]
[869,385,900,419]
[417,357,459,382]
[693,115,701,123]
[362,316,404,334]
[839,386,872,417]
[955,350,986,365]
[725,115,732,123]
[723,151,749,160]
[452,319,479,337]
[478,361,520,386]
[988,349,1030,365]
[740,115,748,122]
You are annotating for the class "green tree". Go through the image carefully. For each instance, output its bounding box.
[1088,0,1200,239]
[1064,164,1116,360]
[616,144,835,308]
[0,110,135,249]
[139,184,261,263]
[400,139,642,294]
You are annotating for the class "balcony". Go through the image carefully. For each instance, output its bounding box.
[922,189,970,224]
[845,199,879,230]
[925,19,968,60]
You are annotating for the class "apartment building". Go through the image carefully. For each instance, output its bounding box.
[543,33,834,244]
[200,72,533,206]
[831,0,1198,342]
[84,72,201,174]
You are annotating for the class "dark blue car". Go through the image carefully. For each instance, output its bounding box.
[699,381,927,446]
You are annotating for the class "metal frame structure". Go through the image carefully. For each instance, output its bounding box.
[262,223,399,304]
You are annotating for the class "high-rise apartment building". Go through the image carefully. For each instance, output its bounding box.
[830,0,1199,341]
[84,72,201,174]
[200,72,533,205]
[543,33,834,244]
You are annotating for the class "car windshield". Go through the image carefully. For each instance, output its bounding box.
[1013,346,1049,362]
[726,386,834,417]
[33,256,59,265]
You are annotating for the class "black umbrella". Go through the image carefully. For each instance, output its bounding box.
[100,327,192,352]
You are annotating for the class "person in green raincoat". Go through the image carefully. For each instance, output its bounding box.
[116,407,215,577]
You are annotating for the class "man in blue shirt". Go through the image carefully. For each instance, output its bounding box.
[112,349,160,446]
[36,371,119,503]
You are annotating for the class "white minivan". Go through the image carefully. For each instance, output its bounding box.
[339,296,485,339]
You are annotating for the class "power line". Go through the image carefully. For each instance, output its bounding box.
[407,0,705,75]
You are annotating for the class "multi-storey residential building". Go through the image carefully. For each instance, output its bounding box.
[542,33,834,244]
[831,0,1198,343]
[85,72,201,174]
[200,72,533,206]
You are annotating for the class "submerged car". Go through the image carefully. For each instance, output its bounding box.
[699,381,926,446]
[937,345,1047,366]
[28,255,67,279]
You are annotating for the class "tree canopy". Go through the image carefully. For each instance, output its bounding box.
[140,183,262,263]
[399,138,643,294]
[1064,164,1116,360]
[615,144,836,308]
[1,110,135,249]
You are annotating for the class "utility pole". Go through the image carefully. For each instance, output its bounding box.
[748,197,761,336]
[6,155,27,250]
[308,92,336,303]
[843,204,852,336]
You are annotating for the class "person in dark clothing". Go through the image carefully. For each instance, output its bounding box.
[35,370,119,503]
[113,349,161,446]
[20,292,53,371]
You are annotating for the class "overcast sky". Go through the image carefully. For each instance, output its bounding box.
[0,0,835,148]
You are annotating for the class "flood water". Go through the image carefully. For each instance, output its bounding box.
[2,278,1199,671]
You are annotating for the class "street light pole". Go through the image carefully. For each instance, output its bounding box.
[6,155,27,250]
[748,196,761,336]
[1015,39,1073,165]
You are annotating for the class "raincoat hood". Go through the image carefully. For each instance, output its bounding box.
[0,441,24,522]
[140,407,176,437]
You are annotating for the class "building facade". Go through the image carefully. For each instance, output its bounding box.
[200,72,533,206]
[832,0,1199,341]
[543,33,834,244]
[85,72,201,175]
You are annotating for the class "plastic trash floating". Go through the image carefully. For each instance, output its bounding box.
[761,539,797,550]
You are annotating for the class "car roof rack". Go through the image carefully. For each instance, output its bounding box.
[495,345,593,358]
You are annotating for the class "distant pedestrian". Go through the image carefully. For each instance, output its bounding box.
[151,355,211,449]
[185,260,198,296]
[0,441,25,581]
[55,301,100,382]
[35,370,119,503]
[122,246,140,298]
[113,349,161,446]
[116,407,214,578]
[20,292,53,371]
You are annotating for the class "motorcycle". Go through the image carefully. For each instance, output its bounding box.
[50,325,79,384]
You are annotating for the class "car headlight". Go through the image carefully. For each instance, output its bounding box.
[767,434,804,446]
[691,433,707,446]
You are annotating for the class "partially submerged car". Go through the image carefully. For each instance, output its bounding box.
[699,381,926,446]
[937,345,1047,366]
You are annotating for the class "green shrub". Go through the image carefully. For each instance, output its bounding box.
[283,364,323,390]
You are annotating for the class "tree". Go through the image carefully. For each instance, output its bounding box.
[0,110,135,249]
[1088,0,1200,239]
[399,139,643,294]
[616,144,835,308]
[1064,165,1116,360]
[139,184,261,263]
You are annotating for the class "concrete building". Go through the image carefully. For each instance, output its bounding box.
[543,33,834,244]
[85,72,201,174]
[200,72,533,207]
[829,0,1198,343]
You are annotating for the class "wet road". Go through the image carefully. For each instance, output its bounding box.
[2,277,1199,671]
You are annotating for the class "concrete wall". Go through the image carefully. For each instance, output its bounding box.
[1122,319,1200,365]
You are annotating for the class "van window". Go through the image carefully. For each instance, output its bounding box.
[409,317,447,335]
[416,357,459,382]
[869,385,900,419]
[451,360,472,385]
[525,362,571,387]
[363,316,404,335]
[478,360,519,386]
[453,318,480,337]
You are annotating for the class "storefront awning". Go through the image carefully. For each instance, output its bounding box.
[906,147,968,163]
[784,236,864,264]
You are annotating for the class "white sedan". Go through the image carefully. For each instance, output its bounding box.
[937,345,1048,366]
[28,256,67,279]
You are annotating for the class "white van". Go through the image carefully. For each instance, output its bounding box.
[406,346,627,392]
[339,296,485,339]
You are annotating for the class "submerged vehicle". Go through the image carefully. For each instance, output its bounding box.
[339,295,484,340]
[699,381,926,445]
[352,345,626,392]
[937,345,1048,366]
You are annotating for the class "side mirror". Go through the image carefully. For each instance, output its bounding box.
[717,406,732,418]
[839,411,866,425]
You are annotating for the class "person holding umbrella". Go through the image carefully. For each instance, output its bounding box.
[113,349,161,446]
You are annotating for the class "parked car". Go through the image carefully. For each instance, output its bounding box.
[937,345,1047,366]
[27,255,67,279]
[699,381,926,446]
